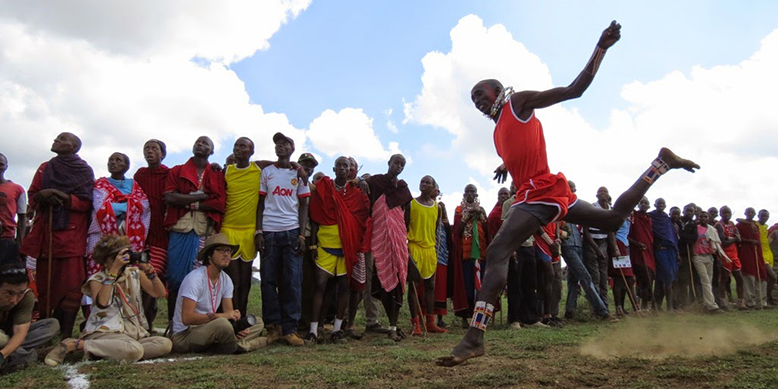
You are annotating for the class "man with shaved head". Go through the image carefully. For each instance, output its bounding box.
[306,156,370,343]
[364,154,413,341]
[21,132,94,337]
[715,205,745,308]
[134,139,170,326]
[163,136,226,327]
[649,198,679,312]
[737,208,767,309]
[756,210,776,306]
[439,21,700,366]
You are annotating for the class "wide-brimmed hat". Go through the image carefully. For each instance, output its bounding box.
[197,233,239,262]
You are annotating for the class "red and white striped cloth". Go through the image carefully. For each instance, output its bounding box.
[371,195,408,293]
[475,259,482,292]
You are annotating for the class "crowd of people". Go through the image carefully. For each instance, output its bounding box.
[0,20,775,375]
[0,131,775,373]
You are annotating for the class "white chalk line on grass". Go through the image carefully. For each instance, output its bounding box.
[58,356,203,389]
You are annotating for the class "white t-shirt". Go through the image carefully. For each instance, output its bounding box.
[259,164,311,232]
[172,266,234,334]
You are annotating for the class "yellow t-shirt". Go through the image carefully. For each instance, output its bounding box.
[758,223,774,267]
[221,162,261,261]
[408,199,438,279]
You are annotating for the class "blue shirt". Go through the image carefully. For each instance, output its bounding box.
[615,219,630,246]
[107,177,133,219]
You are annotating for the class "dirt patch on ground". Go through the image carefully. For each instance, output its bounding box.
[579,317,778,359]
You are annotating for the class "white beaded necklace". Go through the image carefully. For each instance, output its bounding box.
[488,86,514,119]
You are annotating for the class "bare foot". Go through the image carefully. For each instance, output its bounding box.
[658,147,700,173]
[436,336,485,367]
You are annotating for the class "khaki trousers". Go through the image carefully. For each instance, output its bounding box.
[171,317,265,354]
[742,274,767,308]
[82,332,172,362]
[692,255,718,310]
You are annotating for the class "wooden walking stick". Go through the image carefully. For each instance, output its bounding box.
[619,268,640,314]
[687,246,697,300]
[46,206,53,318]
[754,249,763,308]
[410,281,427,338]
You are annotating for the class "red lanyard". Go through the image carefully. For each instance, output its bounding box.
[115,281,140,318]
[208,275,220,313]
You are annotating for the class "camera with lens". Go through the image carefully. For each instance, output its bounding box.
[127,250,150,265]
[231,313,257,334]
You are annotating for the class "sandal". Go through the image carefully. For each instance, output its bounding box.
[330,330,348,344]
[387,329,403,342]
[344,328,364,340]
[45,338,78,367]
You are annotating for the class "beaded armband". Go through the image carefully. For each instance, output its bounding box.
[642,157,670,185]
[469,301,494,331]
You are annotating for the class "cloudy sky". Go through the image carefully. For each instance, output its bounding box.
[2,1,777,218]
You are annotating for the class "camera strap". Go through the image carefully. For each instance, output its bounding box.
[116,282,140,319]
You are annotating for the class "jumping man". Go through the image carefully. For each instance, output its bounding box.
[438,21,699,366]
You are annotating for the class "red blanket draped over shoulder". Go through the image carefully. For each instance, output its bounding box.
[629,211,656,271]
[737,221,767,280]
[487,202,503,243]
[163,158,225,230]
[309,177,370,290]
[451,206,488,316]
[134,165,170,249]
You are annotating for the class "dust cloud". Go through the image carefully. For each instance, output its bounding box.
[580,317,778,359]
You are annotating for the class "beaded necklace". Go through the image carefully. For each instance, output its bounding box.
[488,86,514,119]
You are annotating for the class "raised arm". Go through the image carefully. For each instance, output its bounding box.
[511,21,621,117]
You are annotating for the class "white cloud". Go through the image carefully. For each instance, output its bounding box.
[0,1,309,185]
[405,15,778,215]
[306,108,405,162]
[0,0,311,64]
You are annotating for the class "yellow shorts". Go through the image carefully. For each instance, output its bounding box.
[316,248,347,276]
[409,243,436,280]
[220,227,256,262]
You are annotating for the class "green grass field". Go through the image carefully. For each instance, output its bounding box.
[3,286,778,389]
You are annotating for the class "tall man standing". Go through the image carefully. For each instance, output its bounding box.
[256,133,310,346]
[134,139,170,326]
[405,175,446,335]
[715,206,744,307]
[0,153,28,257]
[629,197,655,310]
[163,136,226,325]
[364,154,413,341]
[307,156,370,343]
[738,208,767,308]
[0,154,27,244]
[756,210,775,305]
[21,132,94,337]
[221,137,261,317]
[582,187,612,306]
[676,204,701,309]
[438,21,699,366]
[649,198,679,311]
[562,181,612,320]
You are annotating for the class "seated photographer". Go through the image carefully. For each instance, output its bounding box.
[171,233,266,354]
[0,257,59,374]
[44,235,171,366]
